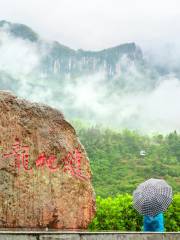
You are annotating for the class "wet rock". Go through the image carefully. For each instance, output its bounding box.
[0,91,96,229]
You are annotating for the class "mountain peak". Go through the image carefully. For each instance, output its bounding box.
[0,20,39,42]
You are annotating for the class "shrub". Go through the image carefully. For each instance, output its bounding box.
[88,194,180,231]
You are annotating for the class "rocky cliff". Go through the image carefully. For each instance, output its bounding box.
[0,20,143,78]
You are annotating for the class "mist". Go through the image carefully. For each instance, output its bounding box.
[0,26,180,134]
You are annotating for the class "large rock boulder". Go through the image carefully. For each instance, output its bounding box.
[0,91,96,229]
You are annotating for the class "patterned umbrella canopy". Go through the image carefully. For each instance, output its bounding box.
[133,178,173,216]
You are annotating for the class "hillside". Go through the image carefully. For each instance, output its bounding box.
[72,121,180,197]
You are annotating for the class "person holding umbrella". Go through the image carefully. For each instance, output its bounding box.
[133,178,173,232]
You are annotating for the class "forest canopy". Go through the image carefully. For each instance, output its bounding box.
[72,120,180,198]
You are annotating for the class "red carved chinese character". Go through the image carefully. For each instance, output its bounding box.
[3,138,32,172]
[62,148,88,180]
[35,153,59,172]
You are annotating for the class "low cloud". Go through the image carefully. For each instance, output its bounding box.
[0,27,40,76]
[0,26,180,134]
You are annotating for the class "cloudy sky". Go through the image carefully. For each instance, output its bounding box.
[0,0,179,50]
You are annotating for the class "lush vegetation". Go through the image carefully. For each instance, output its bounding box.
[72,120,180,197]
[71,120,180,231]
[88,194,180,231]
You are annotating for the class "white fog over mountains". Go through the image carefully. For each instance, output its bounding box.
[0,20,180,133]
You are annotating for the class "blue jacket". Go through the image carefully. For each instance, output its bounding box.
[143,213,164,232]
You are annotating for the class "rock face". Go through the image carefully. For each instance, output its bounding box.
[0,91,96,229]
[0,20,143,78]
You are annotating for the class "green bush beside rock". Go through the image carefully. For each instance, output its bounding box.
[88,194,180,231]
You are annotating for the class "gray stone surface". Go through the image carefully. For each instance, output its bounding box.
[40,234,80,240]
[0,233,179,240]
[163,234,180,240]
[80,233,180,240]
[81,234,153,240]
[0,235,36,240]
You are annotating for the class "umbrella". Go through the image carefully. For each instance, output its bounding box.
[133,178,173,216]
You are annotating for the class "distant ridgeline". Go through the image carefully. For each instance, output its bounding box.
[0,20,143,79]
[0,20,175,128]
